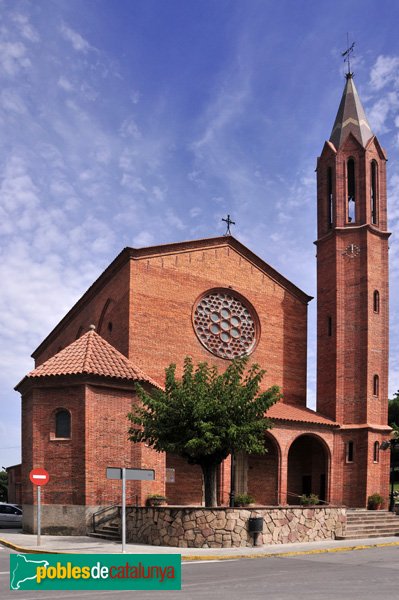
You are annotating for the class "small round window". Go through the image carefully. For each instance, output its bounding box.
[193,289,258,359]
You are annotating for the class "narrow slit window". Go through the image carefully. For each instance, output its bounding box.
[327,167,333,228]
[373,290,380,314]
[371,161,378,225]
[327,316,332,337]
[373,374,379,397]
[346,441,354,463]
[55,409,71,438]
[347,159,356,223]
[373,441,379,463]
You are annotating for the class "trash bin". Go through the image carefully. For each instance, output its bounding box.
[248,517,263,533]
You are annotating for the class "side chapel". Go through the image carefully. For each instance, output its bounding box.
[15,72,392,533]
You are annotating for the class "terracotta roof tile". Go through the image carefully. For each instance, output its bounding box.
[267,402,338,427]
[26,329,160,387]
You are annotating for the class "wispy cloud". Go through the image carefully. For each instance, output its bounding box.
[11,12,40,43]
[60,23,93,53]
[0,41,30,75]
[370,55,399,91]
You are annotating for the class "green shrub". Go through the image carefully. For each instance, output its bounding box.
[234,493,255,506]
[367,493,384,509]
[299,494,319,506]
[145,494,167,506]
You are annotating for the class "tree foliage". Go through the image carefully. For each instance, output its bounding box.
[0,471,7,502]
[128,356,281,506]
[388,391,399,428]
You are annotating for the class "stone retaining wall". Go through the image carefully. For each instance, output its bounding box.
[126,506,347,548]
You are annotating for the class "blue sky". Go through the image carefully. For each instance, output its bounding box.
[1,0,399,468]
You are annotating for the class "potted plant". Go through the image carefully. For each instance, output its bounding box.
[367,493,384,510]
[146,494,167,507]
[234,493,256,507]
[299,494,319,506]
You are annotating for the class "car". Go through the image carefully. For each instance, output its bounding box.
[0,503,22,528]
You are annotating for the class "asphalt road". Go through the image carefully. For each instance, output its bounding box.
[1,544,399,599]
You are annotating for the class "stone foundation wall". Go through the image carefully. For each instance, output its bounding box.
[126,506,347,548]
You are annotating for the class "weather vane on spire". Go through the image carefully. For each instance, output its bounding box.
[222,214,235,236]
[342,34,355,78]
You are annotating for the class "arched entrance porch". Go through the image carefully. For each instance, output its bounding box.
[287,434,329,505]
[245,434,280,505]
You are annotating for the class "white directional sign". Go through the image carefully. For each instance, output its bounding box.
[106,467,155,481]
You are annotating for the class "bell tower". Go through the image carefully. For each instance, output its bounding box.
[316,72,391,505]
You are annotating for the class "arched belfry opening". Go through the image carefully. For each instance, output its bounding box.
[347,158,356,222]
[287,435,329,504]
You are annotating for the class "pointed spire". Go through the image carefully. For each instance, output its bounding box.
[329,74,373,149]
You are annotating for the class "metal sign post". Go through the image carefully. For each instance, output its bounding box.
[106,467,155,553]
[37,486,41,546]
[29,468,50,547]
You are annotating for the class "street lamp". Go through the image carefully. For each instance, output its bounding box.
[380,438,399,512]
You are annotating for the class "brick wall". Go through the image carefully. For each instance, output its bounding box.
[129,244,308,405]
[22,384,86,506]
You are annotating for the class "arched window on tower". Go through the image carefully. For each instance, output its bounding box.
[327,167,333,228]
[373,441,380,463]
[373,375,379,397]
[55,409,71,438]
[346,441,354,463]
[371,160,378,225]
[373,290,380,314]
[347,158,356,223]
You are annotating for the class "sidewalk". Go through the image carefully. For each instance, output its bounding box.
[1,529,399,560]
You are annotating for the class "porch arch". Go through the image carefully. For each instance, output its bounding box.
[287,434,330,505]
[246,432,281,505]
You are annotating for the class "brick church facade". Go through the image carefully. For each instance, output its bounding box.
[15,73,392,534]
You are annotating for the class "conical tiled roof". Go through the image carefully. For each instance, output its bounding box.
[23,328,160,387]
[330,74,373,149]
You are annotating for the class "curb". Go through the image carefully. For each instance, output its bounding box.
[2,536,399,560]
[181,540,399,561]
[0,537,61,555]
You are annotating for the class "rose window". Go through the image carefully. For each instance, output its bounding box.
[193,290,258,359]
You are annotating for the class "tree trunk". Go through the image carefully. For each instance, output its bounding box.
[201,462,218,507]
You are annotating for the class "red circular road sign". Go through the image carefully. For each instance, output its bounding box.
[29,468,50,486]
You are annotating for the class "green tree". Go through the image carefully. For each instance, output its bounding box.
[388,391,399,427]
[128,356,281,507]
[0,471,8,502]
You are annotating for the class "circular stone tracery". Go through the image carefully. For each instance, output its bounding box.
[193,290,258,359]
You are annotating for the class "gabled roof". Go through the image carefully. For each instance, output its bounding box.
[18,329,160,389]
[267,402,338,427]
[330,74,373,149]
[32,236,312,359]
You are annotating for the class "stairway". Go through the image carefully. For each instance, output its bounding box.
[336,509,399,540]
[88,522,121,541]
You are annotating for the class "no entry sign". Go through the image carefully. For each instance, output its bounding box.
[29,468,50,486]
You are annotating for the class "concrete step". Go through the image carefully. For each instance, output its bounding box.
[347,514,399,522]
[337,510,399,540]
[101,525,119,532]
[347,517,399,525]
[336,531,399,540]
[88,531,121,541]
[347,511,392,517]
[346,523,399,532]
